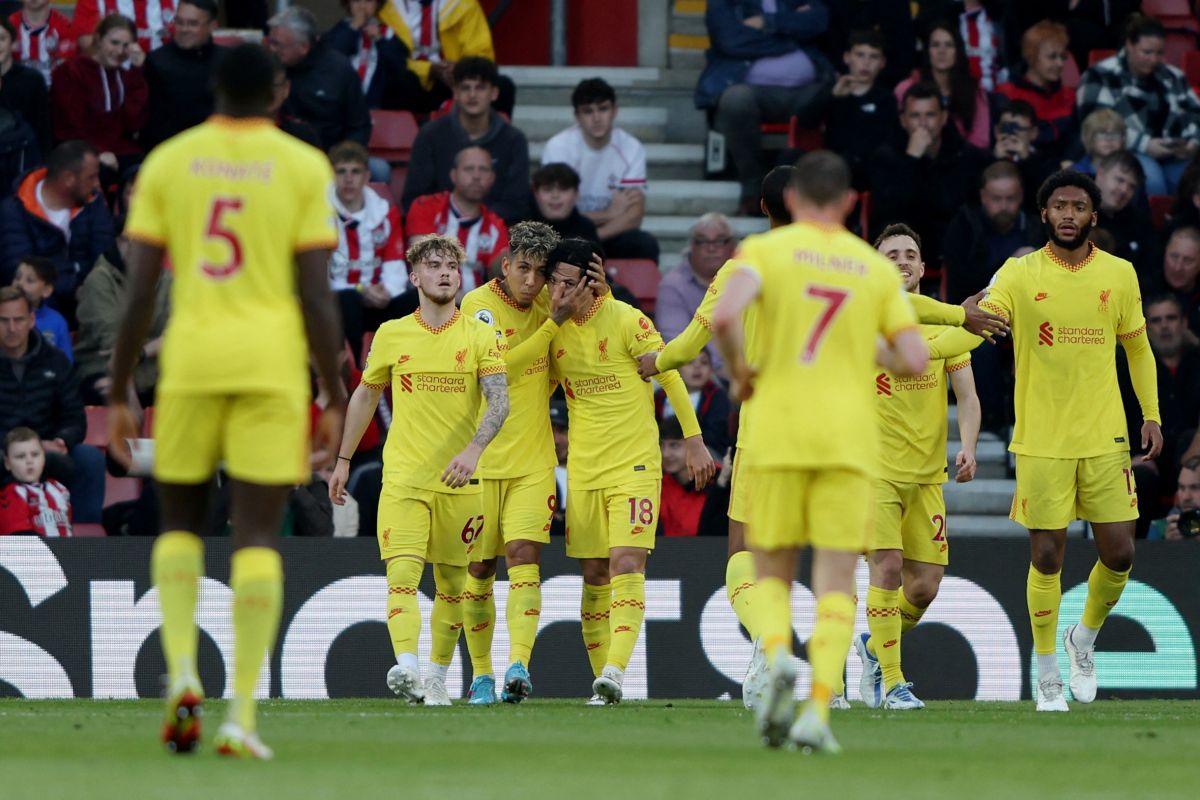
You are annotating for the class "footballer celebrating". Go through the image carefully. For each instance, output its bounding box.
[330,235,509,707]
[980,171,1162,711]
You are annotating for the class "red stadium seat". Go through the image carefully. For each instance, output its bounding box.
[787,117,825,151]
[104,475,142,508]
[73,523,106,537]
[1165,31,1199,69]
[368,181,395,206]
[1142,0,1191,15]
[84,405,108,448]
[1186,50,1200,85]
[1149,195,1174,230]
[141,406,155,437]
[1061,52,1082,89]
[1088,49,1116,67]
[607,259,661,315]
[368,110,419,163]
[759,122,788,135]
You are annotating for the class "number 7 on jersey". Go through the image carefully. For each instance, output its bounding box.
[800,285,851,363]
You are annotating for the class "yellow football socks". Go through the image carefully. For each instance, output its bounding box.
[607,573,645,672]
[866,586,904,690]
[151,531,204,686]
[898,591,927,635]
[385,557,422,658]
[725,551,758,640]
[581,582,611,677]
[229,547,283,733]
[832,594,857,698]
[755,576,792,663]
[1027,564,1061,656]
[462,573,496,677]
[430,563,466,667]
[1080,560,1130,636]
[808,592,856,723]
[506,564,541,666]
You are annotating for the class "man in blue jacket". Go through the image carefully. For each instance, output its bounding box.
[0,140,115,319]
[695,0,833,216]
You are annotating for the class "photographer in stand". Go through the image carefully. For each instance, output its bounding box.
[1148,457,1200,540]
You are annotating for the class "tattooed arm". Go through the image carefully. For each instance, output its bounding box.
[441,373,510,488]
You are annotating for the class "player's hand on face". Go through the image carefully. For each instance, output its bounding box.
[585,254,610,297]
[636,352,660,381]
[442,445,481,489]
[1141,420,1164,463]
[962,291,1009,339]
[684,436,716,489]
[106,403,139,470]
[311,406,345,471]
[954,449,977,483]
[328,458,351,506]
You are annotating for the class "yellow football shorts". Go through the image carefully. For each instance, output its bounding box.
[746,467,872,553]
[728,448,749,523]
[154,390,309,485]
[377,481,483,566]
[565,479,661,559]
[1011,451,1137,530]
[475,468,557,560]
[872,478,949,565]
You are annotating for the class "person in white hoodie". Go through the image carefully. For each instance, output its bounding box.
[328,140,414,363]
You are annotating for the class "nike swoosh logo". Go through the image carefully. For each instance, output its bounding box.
[1034,293,1049,301]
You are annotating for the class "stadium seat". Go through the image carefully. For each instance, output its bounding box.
[759,122,789,136]
[607,259,661,315]
[1149,195,1174,230]
[73,523,106,537]
[1088,49,1116,66]
[1186,50,1200,86]
[141,406,155,437]
[1142,0,1192,15]
[368,181,395,206]
[1164,31,1199,70]
[84,405,108,448]
[104,475,142,508]
[787,117,825,152]
[368,110,419,163]
[1061,52,1082,89]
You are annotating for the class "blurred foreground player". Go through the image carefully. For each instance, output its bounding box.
[109,44,346,759]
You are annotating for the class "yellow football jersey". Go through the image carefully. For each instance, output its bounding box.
[735,221,918,474]
[656,258,761,449]
[461,279,556,478]
[981,244,1158,458]
[125,116,337,397]
[363,310,506,492]
[875,324,970,484]
[550,295,697,489]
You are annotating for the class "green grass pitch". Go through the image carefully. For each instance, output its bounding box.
[3,699,1196,799]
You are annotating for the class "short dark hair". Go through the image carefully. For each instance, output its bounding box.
[214,43,277,114]
[95,13,136,40]
[46,140,97,179]
[1001,99,1038,126]
[1125,14,1166,44]
[179,0,219,19]
[874,222,922,252]
[1144,292,1184,315]
[0,285,34,313]
[658,416,685,442]
[532,163,581,191]
[329,140,369,167]
[790,150,851,207]
[760,165,795,224]
[901,80,942,110]
[846,29,886,53]
[453,56,499,87]
[981,160,1022,188]
[1096,150,1145,185]
[3,427,39,453]
[1036,170,1103,212]
[18,256,56,286]
[571,78,616,109]
[546,237,602,277]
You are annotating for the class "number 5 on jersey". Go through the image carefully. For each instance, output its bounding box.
[202,197,244,279]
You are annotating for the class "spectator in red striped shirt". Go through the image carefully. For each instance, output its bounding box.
[324,0,412,111]
[328,141,413,364]
[406,144,508,296]
[71,0,176,56]
[8,0,76,86]
[0,426,72,536]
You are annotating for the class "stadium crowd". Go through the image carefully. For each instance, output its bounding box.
[1,0,1199,541]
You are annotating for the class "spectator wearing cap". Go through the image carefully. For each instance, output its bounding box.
[50,14,148,182]
[0,285,104,523]
[656,213,737,374]
[324,0,412,111]
[0,15,51,160]
[402,56,529,223]
[141,0,221,149]
[1077,14,1200,196]
[0,140,114,311]
[541,78,657,262]
[996,21,1076,158]
[526,163,602,243]
[267,5,371,150]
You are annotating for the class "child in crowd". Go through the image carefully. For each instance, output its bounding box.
[658,417,727,538]
[0,427,73,537]
[656,349,731,460]
[12,256,72,362]
[824,29,899,190]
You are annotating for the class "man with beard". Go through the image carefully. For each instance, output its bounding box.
[980,170,1162,712]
